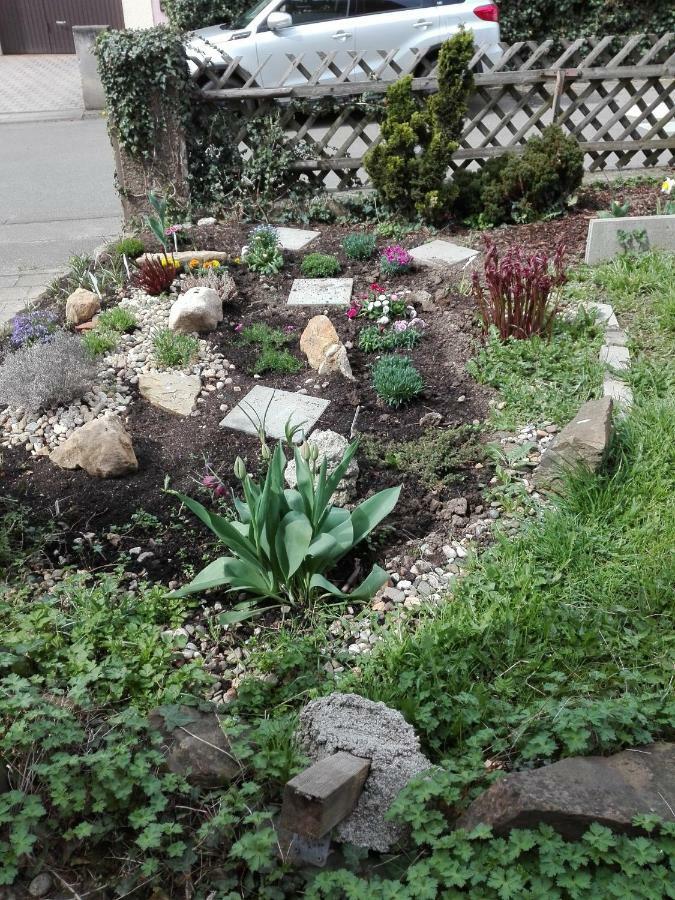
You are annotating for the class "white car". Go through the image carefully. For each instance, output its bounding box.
[186,0,501,89]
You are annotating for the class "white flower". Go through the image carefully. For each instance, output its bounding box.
[241,244,249,257]
[407,306,417,319]
[662,177,675,195]
[376,315,390,325]
[374,300,382,307]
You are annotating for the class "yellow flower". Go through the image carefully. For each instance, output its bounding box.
[233,257,241,265]
[210,260,221,268]
[661,177,674,195]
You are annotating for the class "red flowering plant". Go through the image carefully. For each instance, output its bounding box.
[472,238,567,341]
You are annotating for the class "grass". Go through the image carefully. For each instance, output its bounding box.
[468,311,604,428]
[82,329,118,358]
[239,323,302,375]
[98,307,138,334]
[152,329,199,368]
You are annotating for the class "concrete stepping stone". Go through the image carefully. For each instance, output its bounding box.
[408,239,478,267]
[287,278,353,307]
[600,344,630,371]
[219,385,329,442]
[276,227,321,251]
[139,373,201,416]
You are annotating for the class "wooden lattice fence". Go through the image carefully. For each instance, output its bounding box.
[188,33,675,191]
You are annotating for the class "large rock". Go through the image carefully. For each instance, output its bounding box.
[139,372,201,416]
[284,429,358,506]
[168,286,222,334]
[535,397,613,488]
[300,315,353,380]
[456,743,675,838]
[297,693,433,851]
[65,287,100,325]
[50,413,138,478]
[148,706,244,787]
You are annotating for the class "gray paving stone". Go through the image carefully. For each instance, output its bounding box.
[287,278,353,307]
[409,239,478,267]
[584,302,619,328]
[600,344,630,371]
[276,227,321,251]
[220,386,330,442]
[603,376,633,407]
[604,326,628,347]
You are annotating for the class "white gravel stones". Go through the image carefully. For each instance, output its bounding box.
[408,239,478,267]
[0,290,229,456]
[287,278,353,306]
[284,429,358,505]
[219,385,330,443]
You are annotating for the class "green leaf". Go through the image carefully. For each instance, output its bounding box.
[350,485,402,545]
[276,511,313,579]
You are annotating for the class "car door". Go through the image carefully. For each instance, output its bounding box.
[349,0,439,78]
[254,0,355,87]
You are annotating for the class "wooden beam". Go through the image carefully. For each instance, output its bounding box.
[279,752,370,839]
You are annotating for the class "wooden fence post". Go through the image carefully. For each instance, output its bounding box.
[110,91,190,224]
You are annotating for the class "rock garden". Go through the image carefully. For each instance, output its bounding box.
[1,25,674,896]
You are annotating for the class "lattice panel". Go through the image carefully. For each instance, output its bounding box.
[188,34,675,188]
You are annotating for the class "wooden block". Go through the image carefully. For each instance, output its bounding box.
[279,751,371,839]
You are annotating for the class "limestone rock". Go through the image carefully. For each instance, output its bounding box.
[148,706,244,787]
[535,397,613,488]
[50,413,138,478]
[138,249,229,266]
[300,315,353,379]
[285,429,358,505]
[65,287,100,325]
[297,693,433,851]
[169,286,222,333]
[139,372,201,416]
[456,743,675,838]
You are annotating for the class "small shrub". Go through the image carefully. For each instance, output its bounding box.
[82,329,118,358]
[153,329,199,368]
[253,347,302,375]
[9,310,58,348]
[342,233,376,260]
[300,253,341,278]
[372,355,424,407]
[358,324,422,352]
[113,237,144,258]
[454,125,584,226]
[380,245,413,276]
[0,331,97,413]
[472,239,567,340]
[239,323,288,347]
[244,225,284,276]
[97,307,138,333]
[134,256,179,295]
[181,268,233,302]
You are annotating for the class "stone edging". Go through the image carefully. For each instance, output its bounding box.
[584,301,633,407]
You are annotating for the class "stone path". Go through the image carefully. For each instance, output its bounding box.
[409,239,478,267]
[276,227,320,251]
[0,268,62,326]
[287,278,353,306]
[220,385,330,442]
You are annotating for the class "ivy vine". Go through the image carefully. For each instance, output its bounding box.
[96,27,191,159]
[161,0,245,32]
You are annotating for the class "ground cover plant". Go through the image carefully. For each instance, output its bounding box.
[379,244,414,276]
[357,324,422,353]
[372,354,424,406]
[300,253,341,278]
[97,306,138,334]
[244,225,284,275]
[9,310,57,348]
[82,328,118,358]
[153,328,199,368]
[238,323,301,375]
[112,236,144,258]
[342,232,376,260]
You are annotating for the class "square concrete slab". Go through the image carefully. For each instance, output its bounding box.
[276,227,321,251]
[409,239,478,267]
[220,386,330,442]
[287,278,353,307]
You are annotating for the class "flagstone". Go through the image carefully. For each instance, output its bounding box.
[287,278,353,307]
[219,385,330,442]
[408,239,478,267]
[276,227,321,251]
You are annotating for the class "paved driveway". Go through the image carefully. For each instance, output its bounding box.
[0,54,83,120]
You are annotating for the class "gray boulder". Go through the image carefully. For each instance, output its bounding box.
[297,693,433,851]
[535,397,613,489]
[456,743,675,838]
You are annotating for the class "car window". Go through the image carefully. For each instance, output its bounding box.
[232,0,273,29]
[279,0,350,25]
[352,0,422,14]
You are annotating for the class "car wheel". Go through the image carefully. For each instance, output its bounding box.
[414,51,439,79]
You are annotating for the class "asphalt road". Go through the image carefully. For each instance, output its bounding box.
[0,116,121,323]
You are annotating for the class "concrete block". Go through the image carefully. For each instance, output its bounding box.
[276,227,321,251]
[600,344,630,371]
[73,26,109,111]
[409,239,478,267]
[585,215,675,265]
[287,278,353,306]
[219,386,329,442]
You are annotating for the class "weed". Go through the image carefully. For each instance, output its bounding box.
[239,323,302,375]
[253,347,302,375]
[153,329,199,368]
[82,329,118,358]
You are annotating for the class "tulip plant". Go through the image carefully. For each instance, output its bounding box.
[171,438,400,622]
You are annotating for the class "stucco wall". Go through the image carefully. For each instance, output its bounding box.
[121,0,156,28]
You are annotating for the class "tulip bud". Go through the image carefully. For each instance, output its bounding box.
[300,441,311,462]
[261,442,271,461]
[310,443,319,462]
[234,456,247,480]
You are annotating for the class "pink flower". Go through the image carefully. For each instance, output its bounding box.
[346,302,361,319]
[234,323,243,332]
[165,225,182,235]
[369,282,384,293]
[393,320,408,332]
[214,484,227,498]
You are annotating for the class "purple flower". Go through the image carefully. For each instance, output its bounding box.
[234,323,243,332]
[202,474,220,490]
[10,310,57,348]
[165,224,183,235]
[393,320,408,332]
[382,245,413,266]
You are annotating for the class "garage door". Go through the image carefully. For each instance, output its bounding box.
[0,0,124,54]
